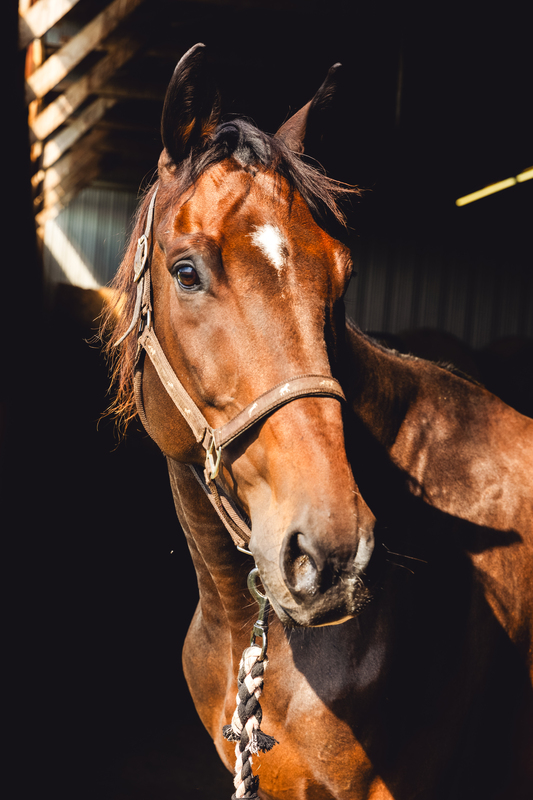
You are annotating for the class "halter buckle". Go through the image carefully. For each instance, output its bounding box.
[134,234,149,282]
[138,306,151,333]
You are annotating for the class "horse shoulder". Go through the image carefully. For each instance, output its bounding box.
[389,365,533,658]
[391,364,533,522]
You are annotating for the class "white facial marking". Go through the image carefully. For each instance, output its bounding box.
[250,224,287,273]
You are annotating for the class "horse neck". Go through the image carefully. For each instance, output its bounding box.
[342,319,418,450]
[167,458,257,642]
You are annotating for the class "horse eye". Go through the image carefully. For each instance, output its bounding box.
[175,262,200,290]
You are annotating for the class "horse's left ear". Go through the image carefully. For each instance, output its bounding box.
[160,43,221,167]
[275,62,342,155]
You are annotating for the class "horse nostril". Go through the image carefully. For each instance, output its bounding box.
[282,532,324,598]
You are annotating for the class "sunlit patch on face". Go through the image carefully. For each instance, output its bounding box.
[333,245,352,280]
[250,224,288,274]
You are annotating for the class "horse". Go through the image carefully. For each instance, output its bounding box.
[102,44,533,800]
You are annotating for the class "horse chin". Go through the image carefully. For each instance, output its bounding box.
[265,576,374,629]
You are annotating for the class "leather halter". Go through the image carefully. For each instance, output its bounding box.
[120,186,346,550]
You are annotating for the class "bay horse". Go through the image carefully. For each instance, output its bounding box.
[102,44,533,799]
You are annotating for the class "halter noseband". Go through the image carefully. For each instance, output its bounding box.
[119,186,346,550]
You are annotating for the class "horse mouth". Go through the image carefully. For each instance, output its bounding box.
[266,573,374,629]
[249,518,380,629]
[259,536,390,628]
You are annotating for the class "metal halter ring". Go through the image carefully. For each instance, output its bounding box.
[205,439,222,481]
[248,568,270,661]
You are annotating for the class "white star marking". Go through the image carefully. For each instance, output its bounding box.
[250,224,287,273]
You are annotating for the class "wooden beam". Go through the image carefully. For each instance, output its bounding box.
[36,160,101,231]
[41,151,102,211]
[30,35,143,141]
[19,0,81,50]
[25,0,145,103]
[96,134,159,160]
[31,131,104,189]
[42,95,116,169]
[97,78,165,102]
[41,129,107,193]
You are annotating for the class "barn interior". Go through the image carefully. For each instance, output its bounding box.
[6,1,532,798]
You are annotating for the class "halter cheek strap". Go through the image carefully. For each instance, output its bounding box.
[121,185,346,550]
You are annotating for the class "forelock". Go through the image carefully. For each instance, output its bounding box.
[213,120,272,166]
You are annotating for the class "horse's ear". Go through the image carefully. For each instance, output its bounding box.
[160,43,221,166]
[275,62,342,155]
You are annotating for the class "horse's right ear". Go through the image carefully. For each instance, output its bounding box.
[160,43,221,168]
[274,62,342,155]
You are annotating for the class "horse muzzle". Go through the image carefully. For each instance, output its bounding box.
[251,519,376,628]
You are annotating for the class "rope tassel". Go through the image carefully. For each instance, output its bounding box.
[223,646,277,799]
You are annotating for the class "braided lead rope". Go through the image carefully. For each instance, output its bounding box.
[223,646,277,799]
[223,569,277,799]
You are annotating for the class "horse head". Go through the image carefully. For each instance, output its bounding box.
[109,44,375,627]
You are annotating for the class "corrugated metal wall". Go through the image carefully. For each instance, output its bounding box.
[344,236,532,350]
[44,187,531,350]
[44,187,138,290]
